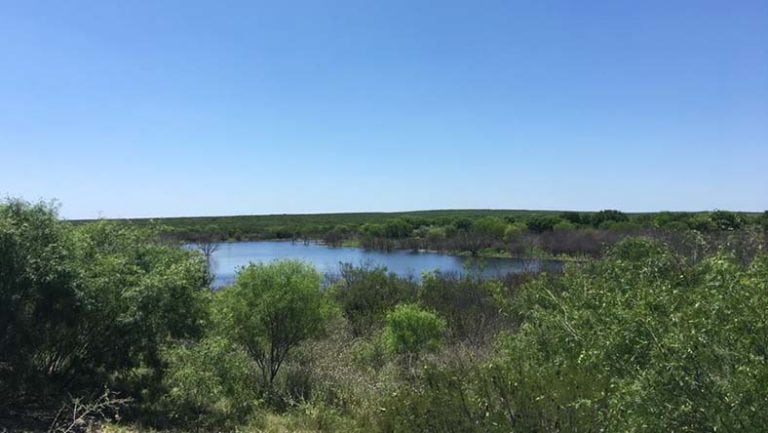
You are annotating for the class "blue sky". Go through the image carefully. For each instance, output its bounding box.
[1,0,766,218]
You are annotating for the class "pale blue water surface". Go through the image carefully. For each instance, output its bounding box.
[204,241,563,288]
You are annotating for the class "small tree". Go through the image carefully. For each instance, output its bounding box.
[385,304,446,355]
[710,209,744,231]
[216,260,333,389]
[591,209,629,227]
[526,215,562,233]
[193,235,219,285]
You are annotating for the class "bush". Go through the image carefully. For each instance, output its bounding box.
[385,304,446,355]
[472,217,506,239]
[160,337,262,430]
[378,239,768,432]
[0,200,209,411]
[377,365,488,433]
[525,215,562,233]
[0,200,79,397]
[591,209,629,227]
[384,219,413,239]
[486,238,768,432]
[331,264,418,337]
[418,272,503,343]
[760,211,768,230]
[711,210,744,231]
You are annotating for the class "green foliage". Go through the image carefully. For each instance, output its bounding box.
[6,197,768,432]
[526,215,562,233]
[688,213,716,231]
[384,304,446,355]
[322,224,351,246]
[711,209,744,230]
[452,218,473,232]
[560,211,589,226]
[331,264,418,337]
[487,238,768,432]
[502,222,526,240]
[591,209,629,227]
[0,200,78,394]
[160,337,262,430]
[260,401,359,433]
[216,260,334,389]
[376,239,768,433]
[74,221,209,371]
[377,365,488,433]
[471,216,506,238]
[0,200,209,406]
[360,222,386,237]
[383,219,413,239]
[351,332,390,370]
[81,209,765,267]
[552,219,576,230]
[419,272,503,342]
[424,225,448,241]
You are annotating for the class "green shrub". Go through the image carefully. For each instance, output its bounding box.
[486,238,768,432]
[215,260,335,391]
[377,239,768,432]
[552,220,576,230]
[418,272,503,343]
[331,264,418,337]
[377,365,489,433]
[384,304,446,355]
[351,332,389,370]
[0,200,209,409]
[525,215,562,233]
[711,210,744,231]
[591,209,629,227]
[160,337,262,430]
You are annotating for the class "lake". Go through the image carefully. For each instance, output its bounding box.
[204,240,564,288]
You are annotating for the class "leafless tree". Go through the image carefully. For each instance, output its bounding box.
[193,235,219,285]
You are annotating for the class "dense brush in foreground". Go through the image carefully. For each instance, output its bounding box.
[2,199,767,432]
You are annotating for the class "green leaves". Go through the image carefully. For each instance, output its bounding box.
[490,238,768,432]
[0,199,210,407]
[160,336,261,429]
[384,304,446,355]
[216,260,334,388]
[331,263,419,337]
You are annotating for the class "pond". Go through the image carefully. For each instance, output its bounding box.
[203,240,564,288]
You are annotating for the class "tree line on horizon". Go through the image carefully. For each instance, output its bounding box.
[104,208,768,242]
[114,208,768,261]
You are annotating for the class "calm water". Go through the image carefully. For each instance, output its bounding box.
[205,241,563,288]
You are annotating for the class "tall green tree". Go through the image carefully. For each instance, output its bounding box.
[0,199,209,409]
[216,260,334,388]
[0,200,77,395]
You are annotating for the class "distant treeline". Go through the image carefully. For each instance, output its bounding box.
[77,209,768,258]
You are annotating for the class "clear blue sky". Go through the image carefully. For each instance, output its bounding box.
[1,0,766,219]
